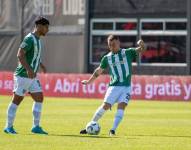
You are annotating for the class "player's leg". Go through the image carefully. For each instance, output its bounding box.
[80,102,111,134]
[30,92,47,134]
[4,76,28,134]
[30,92,43,127]
[4,94,24,134]
[91,102,111,122]
[80,86,119,134]
[109,86,131,136]
[109,102,127,136]
[29,79,47,134]
[91,86,119,122]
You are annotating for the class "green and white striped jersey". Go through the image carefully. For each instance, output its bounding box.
[14,33,42,78]
[100,48,137,86]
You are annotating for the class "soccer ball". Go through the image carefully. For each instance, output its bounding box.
[86,121,101,135]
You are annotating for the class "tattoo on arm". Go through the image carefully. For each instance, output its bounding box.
[93,70,99,78]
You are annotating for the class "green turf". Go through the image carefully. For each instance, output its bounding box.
[0,96,191,150]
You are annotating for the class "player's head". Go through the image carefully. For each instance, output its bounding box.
[107,35,120,52]
[35,16,49,36]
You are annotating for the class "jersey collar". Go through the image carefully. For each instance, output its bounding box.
[112,48,121,55]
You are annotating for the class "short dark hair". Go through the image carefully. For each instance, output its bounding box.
[107,35,119,42]
[35,16,49,25]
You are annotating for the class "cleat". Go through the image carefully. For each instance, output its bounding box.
[109,130,115,136]
[4,126,17,134]
[31,126,48,135]
[80,129,87,134]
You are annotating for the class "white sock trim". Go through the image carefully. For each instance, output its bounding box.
[6,103,18,128]
[32,102,42,127]
[112,109,124,131]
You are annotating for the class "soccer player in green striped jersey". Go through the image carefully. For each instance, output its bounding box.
[4,17,49,134]
[80,35,145,136]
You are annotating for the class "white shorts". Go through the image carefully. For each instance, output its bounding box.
[104,86,131,106]
[13,76,42,96]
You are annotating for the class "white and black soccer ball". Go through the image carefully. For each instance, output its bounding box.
[86,121,101,135]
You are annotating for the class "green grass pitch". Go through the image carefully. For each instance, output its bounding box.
[0,95,191,150]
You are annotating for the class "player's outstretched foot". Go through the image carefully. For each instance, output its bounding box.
[109,130,115,136]
[80,129,87,134]
[4,126,17,134]
[31,126,48,135]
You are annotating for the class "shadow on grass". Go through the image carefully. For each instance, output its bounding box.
[16,132,191,139]
[129,134,191,139]
[24,133,134,139]
[20,133,119,138]
[48,134,118,139]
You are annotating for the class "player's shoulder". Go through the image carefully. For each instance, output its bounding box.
[100,52,112,61]
[23,33,33,41]
[100,52,111,63]
[123,48,136,55]
[105,52,112,57]
[25,33,33,38]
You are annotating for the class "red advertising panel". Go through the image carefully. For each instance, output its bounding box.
[0,72,190,101]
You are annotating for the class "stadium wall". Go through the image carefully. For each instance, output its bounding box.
[0,72,190,101]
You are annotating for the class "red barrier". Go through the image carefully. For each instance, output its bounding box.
[0,72,191,101]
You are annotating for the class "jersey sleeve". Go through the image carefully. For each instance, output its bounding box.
[19,37,33,52]
[125,48,137,60]
[99,56,108,69]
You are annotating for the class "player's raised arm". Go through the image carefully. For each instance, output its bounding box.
[135,39,145,53]
[17,48,35,78]
[81,67,104,85]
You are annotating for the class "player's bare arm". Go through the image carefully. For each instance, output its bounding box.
[81,67,104,85]
[40,62,47,73]
[135,39,145,53]
[17,48,35,78]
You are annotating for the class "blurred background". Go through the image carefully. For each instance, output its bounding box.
[0,0,190,75]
